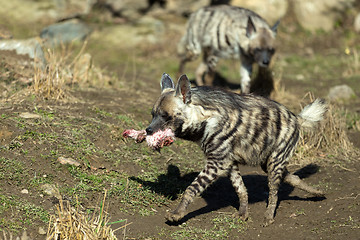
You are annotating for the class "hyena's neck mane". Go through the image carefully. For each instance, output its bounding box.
[191,87,252,110]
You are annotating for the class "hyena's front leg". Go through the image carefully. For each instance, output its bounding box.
[166,160,230,222]
[195,48,218,86]
[239,58,253,93]
[229,162,249,221]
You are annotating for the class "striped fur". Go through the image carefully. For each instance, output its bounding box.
[178,5,279,93]
[146,73,327,225]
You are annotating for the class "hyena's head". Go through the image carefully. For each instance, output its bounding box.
[146,73,195,139]
[246,16,279,68]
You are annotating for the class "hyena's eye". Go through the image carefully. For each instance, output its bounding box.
[161,112,172,121]
[268,48,275,54]
[253,48,261,53]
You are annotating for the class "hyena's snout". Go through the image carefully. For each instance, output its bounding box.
[146,116,165,135]
[255,49,274,67]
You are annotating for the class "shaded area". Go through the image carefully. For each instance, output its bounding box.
[130,164,198,200]
[132,164,325,225]
[190,66,274,98]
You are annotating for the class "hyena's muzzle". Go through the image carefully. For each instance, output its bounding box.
[253,48,275,68]
[146,116,165,135]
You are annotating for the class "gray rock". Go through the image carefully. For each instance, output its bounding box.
[232,0,288,24]
[328,84,357,103]
[0,38,46,68]
[92,15,165,47]
[40,183,61,199]
[354,12,360,32]
[40,19,92,47]
[293,0,355,32]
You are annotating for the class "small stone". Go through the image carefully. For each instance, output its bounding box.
[57,156,81,166]
[38,227,46,235]
[19,112,41,119]
[21,189,29,194]
[295,74,305,81]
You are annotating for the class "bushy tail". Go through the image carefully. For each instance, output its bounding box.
[298,98,327,129]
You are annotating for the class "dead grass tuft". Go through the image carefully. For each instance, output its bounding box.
[46,191,128,240]
[272,78,359,166]
[342,47,360,77]
[293,94,359,166]
[30,42,91,100]
[4,41,117,102]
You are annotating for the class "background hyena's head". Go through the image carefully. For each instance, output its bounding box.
[246,17,279,68]
[146,74,192,136]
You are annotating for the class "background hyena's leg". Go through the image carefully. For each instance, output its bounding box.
[283,168,325,197]
[195,62,208,86]
[178,58,188,76]
[203,54,218,86]
[229,162,249,220]
[239,57,253,93]
[264,157,285,225]
[166,160,231,222]
[195,48,218,86]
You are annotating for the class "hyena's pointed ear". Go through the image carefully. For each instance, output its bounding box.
[160,73,175,92]
[246,16,257,38]
[175,74,191,104]
[271,20,280,35]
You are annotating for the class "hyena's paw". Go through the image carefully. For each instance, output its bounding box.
[165,210,185,222]
[263,210,275,227]
[312,189,325,197]
[233,206,249,221]
[263,217,275,227]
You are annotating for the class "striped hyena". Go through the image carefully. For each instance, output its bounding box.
[177,5,279,93]
[146,73,327,225]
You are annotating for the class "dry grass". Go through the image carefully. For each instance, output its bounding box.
[46,192,129,240]
[26,41,116,101]
[272,77,359,166]
[30,42,89,100]
[293,94,358,166]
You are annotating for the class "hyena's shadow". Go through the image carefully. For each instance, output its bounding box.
[131,164,323,224]
[191,67,274,98]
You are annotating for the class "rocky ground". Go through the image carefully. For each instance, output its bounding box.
[1,1,360,239]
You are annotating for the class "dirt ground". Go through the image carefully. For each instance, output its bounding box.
[1,8,360,240]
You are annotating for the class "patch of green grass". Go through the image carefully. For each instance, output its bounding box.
[92,107,113,118]
[163,215,248,239]
[345,111,360,130]
[64,166,170,215]
[0,157,27,186]
[0,194,49,233]
[34,107,55,120]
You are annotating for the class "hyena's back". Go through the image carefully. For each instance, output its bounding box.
[177,5,271,59]
[191,88,300,168]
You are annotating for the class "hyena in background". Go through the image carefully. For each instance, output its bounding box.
[177,5,279,93]
[146,73,327,225]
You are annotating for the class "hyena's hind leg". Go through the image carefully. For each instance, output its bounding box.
[229,162,249,221]
[165,160,231,222]
[283,168,325,197]
[264,157,287,226]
